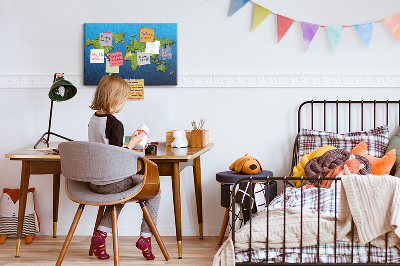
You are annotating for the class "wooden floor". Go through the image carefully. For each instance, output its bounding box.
[0,236,223,265]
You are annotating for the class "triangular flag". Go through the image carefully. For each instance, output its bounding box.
[326,25,345,52]
[252,4,271,31]
[383,14,400,44]
[301,22,319,52]
[354,22,374,49]
[230,0,250,17]
[277,15,295,43]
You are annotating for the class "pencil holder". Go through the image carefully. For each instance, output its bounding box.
[191,130,209,148]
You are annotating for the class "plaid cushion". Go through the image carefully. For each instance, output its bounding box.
[296,125,390,164]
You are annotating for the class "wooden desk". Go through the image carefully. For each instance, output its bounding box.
[5,142,213,259]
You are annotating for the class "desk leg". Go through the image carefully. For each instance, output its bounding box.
[171,162,182,259]
[53,174,60,238]
[193,157,203,239]
[16,161,31,257]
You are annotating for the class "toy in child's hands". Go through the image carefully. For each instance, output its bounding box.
[171,130,188,148]
[133,123,149,150]
[229,154,263,175]
[0,188,39,244]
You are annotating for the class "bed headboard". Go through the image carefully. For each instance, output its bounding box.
[292,100,400,169]
[298,100,400,133]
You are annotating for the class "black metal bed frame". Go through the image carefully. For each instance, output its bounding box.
[232,100,400,265]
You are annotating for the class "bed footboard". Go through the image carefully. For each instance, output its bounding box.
[231,175,397,265]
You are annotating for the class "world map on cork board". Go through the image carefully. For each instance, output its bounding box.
[84,23,177,85]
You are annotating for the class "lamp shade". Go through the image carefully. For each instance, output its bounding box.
[48,76,77,102]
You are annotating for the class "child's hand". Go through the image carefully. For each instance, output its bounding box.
[133,143,148,153]
[126,131,145,150]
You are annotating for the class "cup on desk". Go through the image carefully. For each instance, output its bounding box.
[145,144,157,155]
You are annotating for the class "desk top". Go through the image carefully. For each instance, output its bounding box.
[5,142,214,161]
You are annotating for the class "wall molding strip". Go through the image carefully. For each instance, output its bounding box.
[0,75,399,88]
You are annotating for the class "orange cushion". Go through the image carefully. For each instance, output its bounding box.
[351,140,396,175]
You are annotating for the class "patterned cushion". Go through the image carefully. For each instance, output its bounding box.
[296,125,390,164]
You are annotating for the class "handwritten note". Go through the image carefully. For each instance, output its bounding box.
[145,40,160,54]
[105,59,119,73]
[160,45,172,60]
[125,79,144,100]
[137,52,151,65]
[140,28,155,42]
[90,49,104,63]
[99,32,113,46]
[108,52,123,67]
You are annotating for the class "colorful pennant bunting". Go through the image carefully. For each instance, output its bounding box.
[301,22,319,52]
[354,22,374,49]
[383,14,400,44]
[326,26,345,52]
[229,0,400,52]
[253,4,271,31]
[230,0,250,17]
[277,15,295,43]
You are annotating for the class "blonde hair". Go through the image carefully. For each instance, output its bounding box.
[90,75,130,114]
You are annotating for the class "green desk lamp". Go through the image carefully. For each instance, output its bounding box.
[34,73,77,149]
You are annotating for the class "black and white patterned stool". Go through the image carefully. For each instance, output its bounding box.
[216,170,276,245]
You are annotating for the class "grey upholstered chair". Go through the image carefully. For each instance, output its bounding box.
[55,141,169,266]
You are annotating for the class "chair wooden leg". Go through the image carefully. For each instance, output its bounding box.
[139,201,170,261]
[56,204,85,266]
[89,206,105,256]
[111,205,119,266]
[218,208,230,245]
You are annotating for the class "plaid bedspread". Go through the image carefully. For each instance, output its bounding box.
[268,186,341,216]
[236,242,400,263]
[235,186,400,263]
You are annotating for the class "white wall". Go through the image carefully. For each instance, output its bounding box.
[1,0,400,237]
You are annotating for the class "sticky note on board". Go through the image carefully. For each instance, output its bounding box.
[137,52,151,65]
[160,45,172,60]
[90,49,104,63]
[125,79,144,100]
[99,32,113,46]
[105,59,119,73]
[108,52,123,67]
[140,28,155,42]
[145,40,160,54]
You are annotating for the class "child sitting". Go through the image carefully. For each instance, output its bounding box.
[88,75,161,260]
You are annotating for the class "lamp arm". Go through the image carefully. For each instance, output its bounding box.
[46,100,54,143]
[45,73,57,143]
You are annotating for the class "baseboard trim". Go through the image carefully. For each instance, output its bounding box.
[38,225,222,237]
